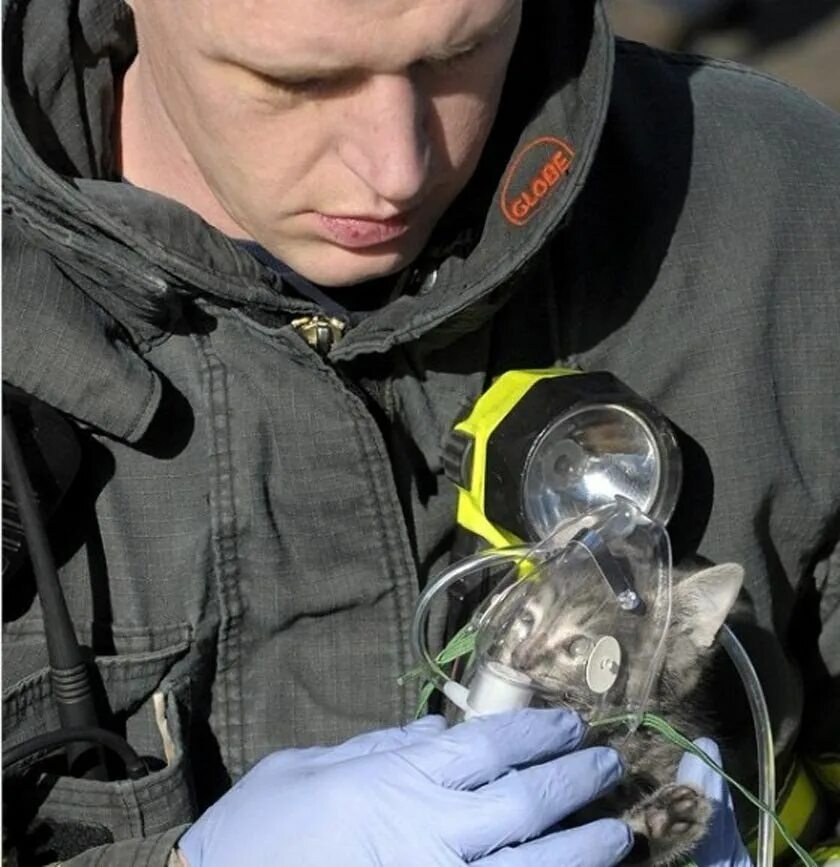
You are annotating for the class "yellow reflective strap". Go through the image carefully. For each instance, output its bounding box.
[747,759,821,859]
[453,368,577,549]
[807,755,840,796]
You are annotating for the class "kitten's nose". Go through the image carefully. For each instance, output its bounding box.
[511,637,541,670]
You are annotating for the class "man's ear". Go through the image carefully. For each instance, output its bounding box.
[671,563,744,648]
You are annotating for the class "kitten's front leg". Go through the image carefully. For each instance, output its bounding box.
[622,783,712,865]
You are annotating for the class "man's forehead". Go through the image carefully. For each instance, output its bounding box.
[197,0,517,71]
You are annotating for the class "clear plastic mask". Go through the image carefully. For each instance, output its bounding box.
[466,498,674,723]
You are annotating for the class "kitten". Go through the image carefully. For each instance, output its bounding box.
[495,558,745,865]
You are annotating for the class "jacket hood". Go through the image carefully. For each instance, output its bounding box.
[3,0,613,438]
[3,0,613,337]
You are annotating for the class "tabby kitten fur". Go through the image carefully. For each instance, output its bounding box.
[497,559,746,865]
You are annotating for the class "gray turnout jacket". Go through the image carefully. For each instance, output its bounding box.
[3,0,840,863]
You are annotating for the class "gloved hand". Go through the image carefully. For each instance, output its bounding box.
[177,708,633,867]
[677,737,753,867]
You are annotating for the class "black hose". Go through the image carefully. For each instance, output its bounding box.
[3,727,148,780]
[2,411,106,778]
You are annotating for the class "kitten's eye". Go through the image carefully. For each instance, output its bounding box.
[517,611,536,629]
[567,636,592,659]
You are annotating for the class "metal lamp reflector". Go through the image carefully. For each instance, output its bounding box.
[523,403,672,540]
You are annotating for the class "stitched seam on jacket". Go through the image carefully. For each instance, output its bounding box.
[206,316,419,719]
[192,332,245,778]
[335,376,418,721]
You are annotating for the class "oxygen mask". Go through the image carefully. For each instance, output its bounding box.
[412,498,673,726]
[406,369,779,867]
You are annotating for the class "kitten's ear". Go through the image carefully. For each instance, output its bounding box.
[671,563,744,648]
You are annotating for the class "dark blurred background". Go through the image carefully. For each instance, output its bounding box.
[608,0,840,110]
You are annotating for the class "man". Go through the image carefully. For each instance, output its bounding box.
[2,0,838,863]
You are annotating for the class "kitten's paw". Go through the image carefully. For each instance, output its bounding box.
[623,783,711,865]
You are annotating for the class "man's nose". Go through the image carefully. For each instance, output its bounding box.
[340,74,431,206]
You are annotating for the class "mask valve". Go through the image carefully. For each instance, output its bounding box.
[585,636,622,694]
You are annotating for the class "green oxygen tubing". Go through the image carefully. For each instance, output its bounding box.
[408,547,782,867]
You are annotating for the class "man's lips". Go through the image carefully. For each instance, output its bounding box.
[314,212,413,249]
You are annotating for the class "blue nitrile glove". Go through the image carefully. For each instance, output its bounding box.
[677,737,753,867]
[177,708,633,867]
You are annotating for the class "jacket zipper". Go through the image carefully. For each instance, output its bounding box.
[288,261,435,357]
[290,315,346,355]
[289,310,419,716]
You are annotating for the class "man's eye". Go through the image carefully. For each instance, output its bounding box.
[436,52,472,70]
[272,77,329,94]
[421,43,483,73]
[252,70,334,96]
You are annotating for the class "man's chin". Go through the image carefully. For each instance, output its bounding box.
[286,237,427,288]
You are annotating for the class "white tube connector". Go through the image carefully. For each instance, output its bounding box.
[443,662,535,720]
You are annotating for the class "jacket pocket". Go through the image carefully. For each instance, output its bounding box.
[3,627,198,863]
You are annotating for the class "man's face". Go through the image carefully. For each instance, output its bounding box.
[131,0,522,286]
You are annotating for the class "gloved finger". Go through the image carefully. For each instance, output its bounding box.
[473,819,633,867]
[334,715,448,755]
[398,708,584,790]
[301,716,449,767]
[258,716,449,775]
[452,746,624,858]
[677,738,730,806]
[677,738,752,867]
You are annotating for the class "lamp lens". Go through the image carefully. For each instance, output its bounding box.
[523,404,661,539]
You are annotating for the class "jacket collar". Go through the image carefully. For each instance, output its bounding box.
[335,3,614,360]
[2,0,614,435]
